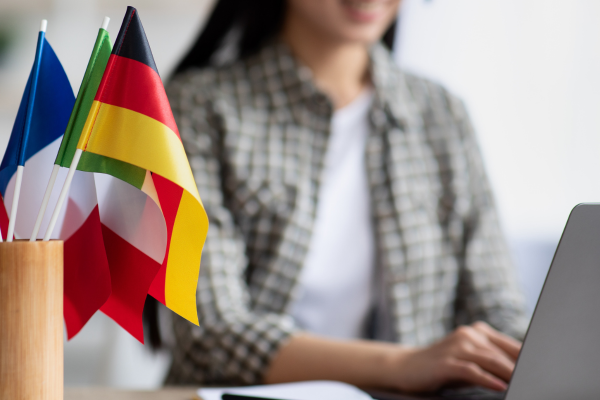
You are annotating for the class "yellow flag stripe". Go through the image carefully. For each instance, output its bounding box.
[165,190,208,325]
[78,100,102,149]
[84,102,201,203]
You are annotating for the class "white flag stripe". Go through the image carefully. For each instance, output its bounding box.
[94,173,167,264]
[3,136,99,241]
[4,138,67,239]
[59,170,98,240]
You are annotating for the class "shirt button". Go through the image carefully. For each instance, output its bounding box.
[371,109,387,127]
[309,94,331,114]
[298,66,313,82]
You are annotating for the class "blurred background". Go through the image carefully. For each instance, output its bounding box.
[0,0,597,389]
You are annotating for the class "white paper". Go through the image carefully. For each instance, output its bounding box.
[197,380,373,400]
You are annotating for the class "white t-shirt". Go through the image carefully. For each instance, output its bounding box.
[288,90,376,339]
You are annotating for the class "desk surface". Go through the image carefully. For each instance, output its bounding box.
[64,386,497,400]
[65,387,199,400]
[64,387,421,400]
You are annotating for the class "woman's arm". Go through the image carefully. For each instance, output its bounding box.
[166,73,299,385]
[444,90,529,339]
[266,322,520,393]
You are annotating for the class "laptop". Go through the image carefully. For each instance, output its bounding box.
[369,203,600,400]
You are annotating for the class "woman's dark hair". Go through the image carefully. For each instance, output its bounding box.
[173,0,397,75]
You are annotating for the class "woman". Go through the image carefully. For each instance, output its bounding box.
[164,0,529,393]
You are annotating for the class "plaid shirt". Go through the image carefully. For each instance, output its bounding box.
[165,41,528,386]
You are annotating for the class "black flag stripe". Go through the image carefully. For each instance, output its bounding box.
[112,6,159,75]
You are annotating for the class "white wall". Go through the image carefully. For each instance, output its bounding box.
[396,0,600,309]
[396,0,600,242]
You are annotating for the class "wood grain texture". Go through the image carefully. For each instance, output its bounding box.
[64,387,199,400]
[0,240,64,400]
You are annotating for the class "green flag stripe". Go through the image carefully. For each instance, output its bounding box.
[55,28,111,166]
[78,152,146,189]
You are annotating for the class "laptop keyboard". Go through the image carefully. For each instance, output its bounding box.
[438,387,506,400]
[367,387,505,400]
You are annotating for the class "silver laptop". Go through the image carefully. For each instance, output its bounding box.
[504,202,600,399]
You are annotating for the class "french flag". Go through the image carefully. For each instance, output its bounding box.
[0,22,111,339]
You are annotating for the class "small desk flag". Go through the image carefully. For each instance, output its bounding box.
[73,7,209,342]
[56,26,113,339]
[0,30,74,240]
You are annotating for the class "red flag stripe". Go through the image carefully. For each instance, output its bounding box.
[148,173,184,305]
[100,224,162,343]
[95,55,179,137]
[0,195,8,240]
[63,204,111,339]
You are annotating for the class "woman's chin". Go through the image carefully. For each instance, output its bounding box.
[340,0,396,24]
[331,25,390,45]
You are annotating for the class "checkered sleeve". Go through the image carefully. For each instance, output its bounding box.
[164,73,299,385]
[446,91,530,340]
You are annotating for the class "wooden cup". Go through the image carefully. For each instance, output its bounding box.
[0,240,63,400]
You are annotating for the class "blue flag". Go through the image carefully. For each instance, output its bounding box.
[0,34,74,197]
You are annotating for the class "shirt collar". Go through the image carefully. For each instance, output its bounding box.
[244,39,416,129]
[368,42,417,130]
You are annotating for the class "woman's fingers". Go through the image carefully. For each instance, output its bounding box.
[471,321,522,360]
[448,324,517,382]
[451,325,514,366]
[443,359,508,392]
[460,349,515,382]
[404,323,522,392]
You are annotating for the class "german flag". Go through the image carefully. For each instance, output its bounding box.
[75,7,208,341]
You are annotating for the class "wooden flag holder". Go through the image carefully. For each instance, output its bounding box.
[0,240,63,400]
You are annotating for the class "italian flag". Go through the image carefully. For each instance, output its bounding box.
[53,25,114,339]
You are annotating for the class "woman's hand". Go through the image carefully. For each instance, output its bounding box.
[265,322,521,394]
[391,321,522,393]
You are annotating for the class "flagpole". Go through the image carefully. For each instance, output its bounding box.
[33,16,110,242]
[6,166,25,241]
[29,164,60,241]
[7,19,47,242]
[43,149,82,241]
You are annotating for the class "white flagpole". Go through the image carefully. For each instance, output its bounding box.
[29,164,60,241]
[43,149,82,241]
[6,166,24,242]
[7,19,47,242]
